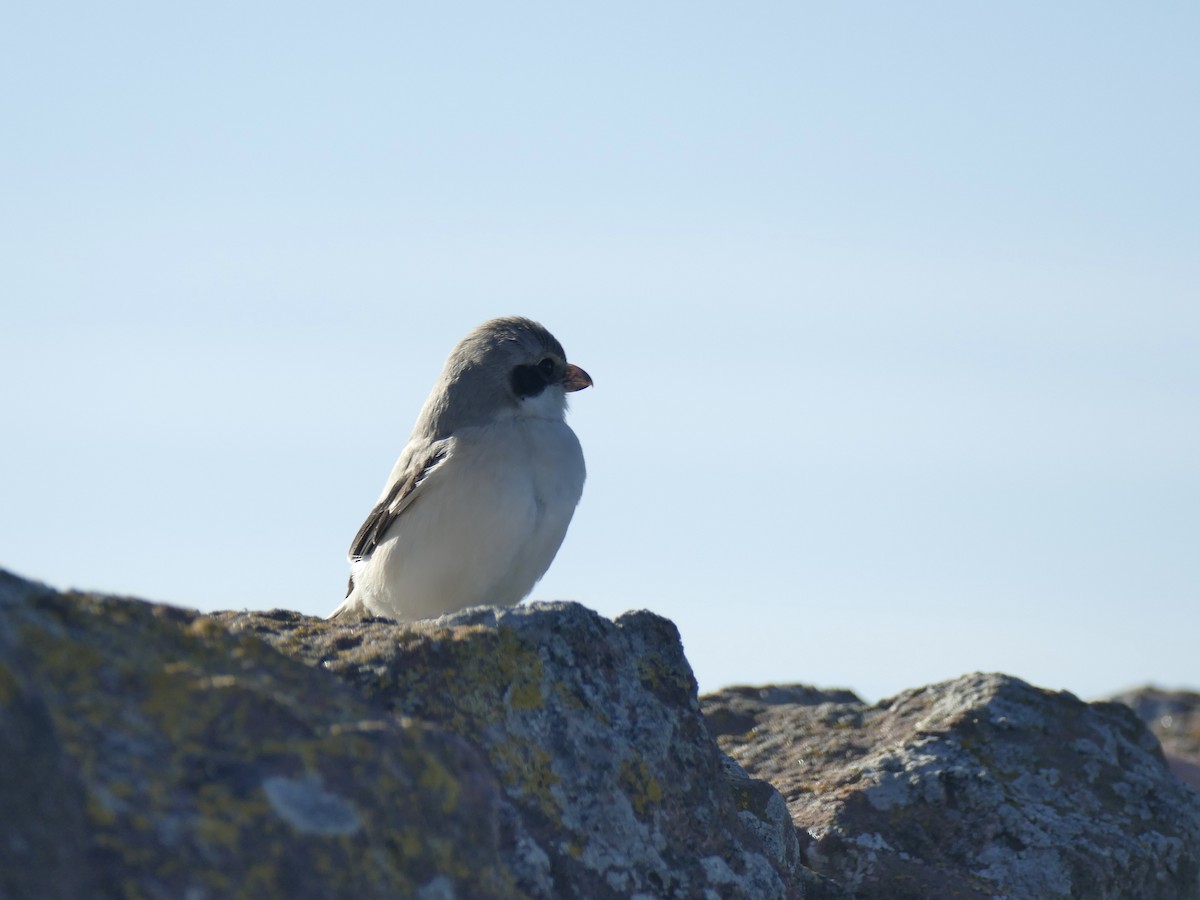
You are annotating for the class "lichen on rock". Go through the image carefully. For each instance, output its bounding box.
[703,673,1200,899]
[221,600,815,898]
[1,570,515,899]
[2,569,816,899]
[7,562,1194,900]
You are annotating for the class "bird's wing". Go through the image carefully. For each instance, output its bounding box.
[348,440,451,564]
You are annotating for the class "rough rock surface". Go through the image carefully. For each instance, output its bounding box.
[1113,687,1200,791]
[214,602,834,899]
[9,560,1198,900]
[0,568,824,899]
[0,569,514,899]
[703,674,1200,899]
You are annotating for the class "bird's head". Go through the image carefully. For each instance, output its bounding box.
[420,316,592,436]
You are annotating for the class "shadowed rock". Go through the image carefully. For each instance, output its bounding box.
[1111,686,1200,791]
[0,570,513,899]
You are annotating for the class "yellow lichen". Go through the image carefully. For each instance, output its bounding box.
[492,741,562,822]
[418,757,463,814]
[620,758,664,818]
[0,662,19,705]
[185,617,227,641]
[508,679,544,710]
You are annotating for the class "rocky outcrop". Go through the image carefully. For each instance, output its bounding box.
[213,602,826,899]
[703,675,1200,899]
[1112,687,1200,791]
[0,569,824,899]
[5,565,1198,899]
[0,570,514,899]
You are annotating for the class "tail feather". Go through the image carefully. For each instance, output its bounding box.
[327,578,363,620]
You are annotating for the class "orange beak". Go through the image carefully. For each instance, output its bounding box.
[561,363,593,393]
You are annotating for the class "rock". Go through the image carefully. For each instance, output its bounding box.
[1,569,514,899]
[214,602,835,899]
[702,684,863,740]
[11,560,1196,900]
[703,673,1200,899]
[1,568,822,899]
[1112,687,1200,791]
[0,573,91,900]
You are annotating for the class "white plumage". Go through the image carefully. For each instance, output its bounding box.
[330,317,590,621]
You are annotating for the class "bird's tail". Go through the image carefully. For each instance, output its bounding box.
[327,576,362,620]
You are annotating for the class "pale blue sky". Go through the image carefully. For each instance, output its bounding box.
[3,3,1197,700]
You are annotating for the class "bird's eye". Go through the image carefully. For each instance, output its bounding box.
[537,358,556,378]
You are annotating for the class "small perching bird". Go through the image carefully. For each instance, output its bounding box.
[330,316,592,622]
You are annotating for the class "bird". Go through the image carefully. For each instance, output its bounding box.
[329,316,592,622]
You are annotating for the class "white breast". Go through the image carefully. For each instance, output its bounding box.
[350,414,585,621]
